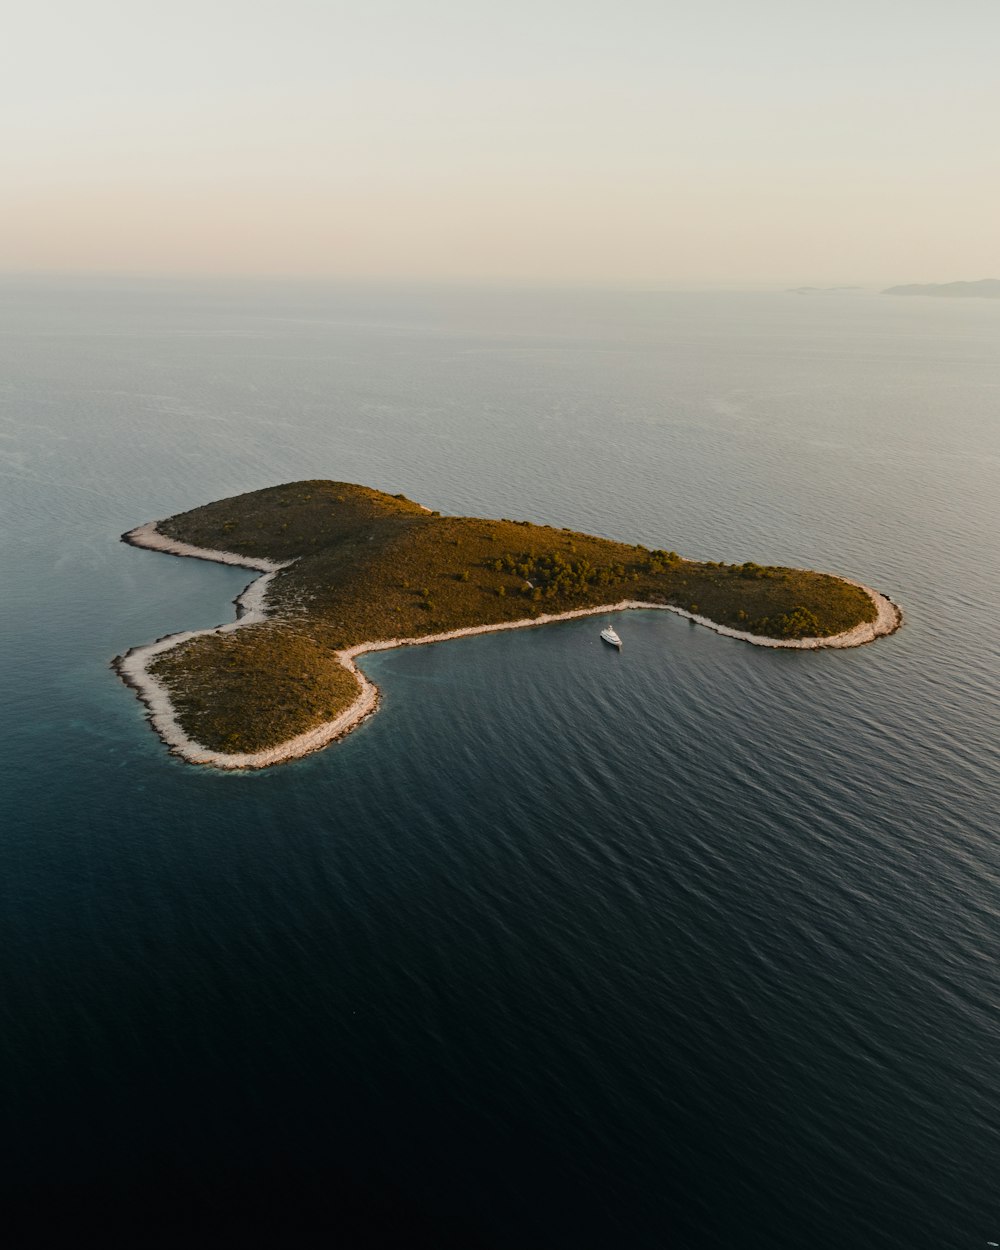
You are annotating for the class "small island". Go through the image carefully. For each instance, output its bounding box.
[786,286,863,295]
[114,481,901,769]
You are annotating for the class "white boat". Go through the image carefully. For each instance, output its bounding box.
[600,626,622,648]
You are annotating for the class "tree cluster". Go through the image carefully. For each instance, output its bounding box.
[751,606,821,638]
[643,548,681,573]
[488,550,633,599]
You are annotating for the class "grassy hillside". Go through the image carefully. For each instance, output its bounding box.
[147,480,876,754]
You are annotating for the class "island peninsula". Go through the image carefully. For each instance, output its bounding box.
[114,481,901,769]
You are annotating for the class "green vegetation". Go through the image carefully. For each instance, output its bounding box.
[147,480,876,754]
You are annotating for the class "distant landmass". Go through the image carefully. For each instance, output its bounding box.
[882,279,1000,299]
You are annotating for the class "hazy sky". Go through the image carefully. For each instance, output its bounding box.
[4,0,998,285]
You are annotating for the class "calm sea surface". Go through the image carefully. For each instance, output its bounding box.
[1,279,998,1245]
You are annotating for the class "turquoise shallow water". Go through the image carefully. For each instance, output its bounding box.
[1,279,998,1245]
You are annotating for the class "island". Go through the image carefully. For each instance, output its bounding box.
[114,481,901,769]
[786,286,863,295]
[882,279,1000,299]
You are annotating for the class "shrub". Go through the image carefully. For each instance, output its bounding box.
[770,606,822,638]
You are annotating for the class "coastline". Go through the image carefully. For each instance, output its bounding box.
[114,522,902,770]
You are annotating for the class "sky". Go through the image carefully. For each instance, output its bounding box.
[4,0,999,286]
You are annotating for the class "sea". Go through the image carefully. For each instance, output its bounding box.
[1,277,997,1247]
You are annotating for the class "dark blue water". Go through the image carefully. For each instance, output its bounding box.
[2,278,998,1246]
